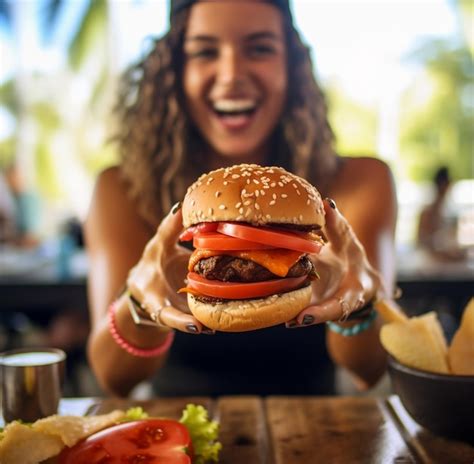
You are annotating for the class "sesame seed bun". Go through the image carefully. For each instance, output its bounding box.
[187,285,312,332]
[182,164,325,228]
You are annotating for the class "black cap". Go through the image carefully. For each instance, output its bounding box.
[170,0,292,22]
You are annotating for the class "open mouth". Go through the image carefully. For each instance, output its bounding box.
[211,99,258,120]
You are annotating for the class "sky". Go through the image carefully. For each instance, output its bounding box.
[0,0,459,138]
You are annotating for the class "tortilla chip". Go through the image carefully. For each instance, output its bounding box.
[448,298,474,375]
[381,311,450,374]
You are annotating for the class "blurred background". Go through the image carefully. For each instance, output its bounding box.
[1,0,473,396]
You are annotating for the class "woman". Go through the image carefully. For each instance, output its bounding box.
[86,0,397,396]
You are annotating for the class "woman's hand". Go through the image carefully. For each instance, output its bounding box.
[127,205,213,334]
[287,198,387,327]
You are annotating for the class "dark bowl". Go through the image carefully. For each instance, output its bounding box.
[387,356,474,444]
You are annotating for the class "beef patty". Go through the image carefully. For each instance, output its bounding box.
[193,255,315,282]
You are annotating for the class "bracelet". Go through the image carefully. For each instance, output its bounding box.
[326,310,377,337]
[108,300,175,358]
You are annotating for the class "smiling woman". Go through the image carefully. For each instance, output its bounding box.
[182,2,287,161]
[85,0,397,398]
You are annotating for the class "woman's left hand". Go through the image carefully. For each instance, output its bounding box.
[286,198,386,327]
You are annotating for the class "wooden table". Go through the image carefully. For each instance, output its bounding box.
[69,395,474,464]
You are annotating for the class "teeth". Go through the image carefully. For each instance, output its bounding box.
[213,99,256,112]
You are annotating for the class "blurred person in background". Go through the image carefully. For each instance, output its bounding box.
[85,0,397,397]
[1,163,41,248]
[417,166,466,261]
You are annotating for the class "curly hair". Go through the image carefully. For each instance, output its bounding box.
[115,7,338,227]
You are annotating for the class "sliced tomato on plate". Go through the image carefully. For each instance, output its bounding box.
[179,222,219,242]
[58,419,192,464]
[217,222,322,254]
[193,232,274,250]
[185,272,307,299]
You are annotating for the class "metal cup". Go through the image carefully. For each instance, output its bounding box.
[0,347,66,423]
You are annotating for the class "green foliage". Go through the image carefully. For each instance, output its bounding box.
[325,82,378,157]
[400,41,473,181]
[68,0,108,71]
[0,79,18,115]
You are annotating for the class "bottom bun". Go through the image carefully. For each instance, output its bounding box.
[187,285,312,332]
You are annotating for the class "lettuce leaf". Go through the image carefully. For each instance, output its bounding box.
[122,407,149,422]
[180,404,222,464]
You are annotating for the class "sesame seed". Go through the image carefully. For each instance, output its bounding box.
[215,191,221,198]
[232,174,240,179]
[223,181,228,186]
[293,183,297,189]
[255,190,259,197]
[223,171,229,178]
[270,182,276,187]
[235,202,242,208]
[245,208,252,217]
[272,193,277,200]
[260,190,266,196]
[237,215,244,221]
[208,208,213,215]
[296,190,301,195]
[255,203,260,210]
[219,205,226,210]
[246,179,251,184]
[299,214,303,221]
[281,194,288,198]
[269,200,276,206]
[278,182,284,187]
[239,207,244,214]
[307,199,311,205]
[244,200,252,206]
[191,200,196,206]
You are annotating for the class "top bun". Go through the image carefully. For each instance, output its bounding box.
[182,164,325,228]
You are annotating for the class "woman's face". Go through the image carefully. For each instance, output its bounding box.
[182,0,287,163]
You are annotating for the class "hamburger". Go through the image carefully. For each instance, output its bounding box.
[178,164,325,332]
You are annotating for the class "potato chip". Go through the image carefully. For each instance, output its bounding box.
[0,410,125,464]
[0,421,63,464]
[448,298,474,375]
[374,299,408,324]
[34,410,125,446]
[380,311,450,374]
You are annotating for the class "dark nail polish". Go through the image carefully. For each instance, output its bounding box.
[171,201,182,214]
[325,198,336,209]
[186,324,198,333]
[286,321,298,328]
[303,315,314,325]
[202,328,215,335]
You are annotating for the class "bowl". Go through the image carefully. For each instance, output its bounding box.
[387,356,474,444]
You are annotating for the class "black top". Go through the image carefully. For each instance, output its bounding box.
[152,323,334,396]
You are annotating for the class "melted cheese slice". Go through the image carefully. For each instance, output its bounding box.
[188,248,304,277]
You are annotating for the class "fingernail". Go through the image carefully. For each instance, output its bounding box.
[186,324,198,333]
[303,315,315,325]
[202,328,215,335]
[325,198,336,209]
[171,201,182,214]
[286,321,298,328]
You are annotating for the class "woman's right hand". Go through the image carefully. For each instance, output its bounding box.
[126,205,213,334]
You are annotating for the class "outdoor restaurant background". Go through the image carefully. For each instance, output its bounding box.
[0,0,472,249]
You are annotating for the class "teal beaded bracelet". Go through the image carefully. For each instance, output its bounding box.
[326,309,377,336]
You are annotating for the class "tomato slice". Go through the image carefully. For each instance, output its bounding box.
[217,222,322,254]
[193,232,274,250]
[186,272,307,299]
[58,419,192,464]
[179,222,219,242]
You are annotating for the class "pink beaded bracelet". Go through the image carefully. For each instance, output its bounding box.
[108,300,175,358]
